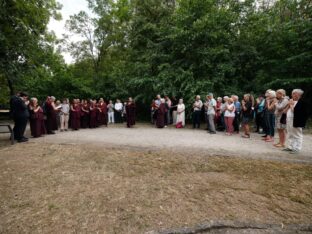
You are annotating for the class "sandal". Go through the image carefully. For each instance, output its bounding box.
[242,135,250,138]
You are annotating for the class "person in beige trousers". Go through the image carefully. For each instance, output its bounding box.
[60,98,70,131]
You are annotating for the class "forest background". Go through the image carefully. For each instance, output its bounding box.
[1,0,311,119]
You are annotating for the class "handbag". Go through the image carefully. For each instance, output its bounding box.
[280,113,287,125]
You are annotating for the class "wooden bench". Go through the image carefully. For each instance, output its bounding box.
[0,110,14,145]
[0,123,14,145]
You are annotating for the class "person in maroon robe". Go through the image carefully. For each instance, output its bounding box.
[29,98,46,137]
[89,100,98,128]
[125,97,136,128]
[97,98,107,126]
[45,96,58,134]
[80,100,90,128]
[156,98,166,128]
[70,99,81,130]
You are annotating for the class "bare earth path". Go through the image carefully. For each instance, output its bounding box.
[1,123,312,233]
[31,123,312,164]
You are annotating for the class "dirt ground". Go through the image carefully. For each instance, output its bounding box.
[0,124,312,233]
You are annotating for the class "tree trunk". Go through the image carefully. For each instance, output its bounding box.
[6,76,14,96]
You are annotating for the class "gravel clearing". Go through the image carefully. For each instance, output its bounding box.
[29,123,312,163]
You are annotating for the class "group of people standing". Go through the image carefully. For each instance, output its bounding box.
[10,94,136,142]
[150,89,307,154]
[9,89,307,154]
[151,95,186,128]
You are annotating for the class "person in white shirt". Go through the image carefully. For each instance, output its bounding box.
[176,98,185,127]
[283,89,307,154]
[114,99,123,123]
[206,93,217,134]
[107,100,115,124]
[192,95,203,129]
[221,96,229,131]
[60,98,70,131]
[224,98,236,135]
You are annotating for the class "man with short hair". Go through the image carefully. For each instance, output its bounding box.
[206,93,217,134]
[12,92,29,142]
[114,99,123,123]
[192,95,203,129]
[283,89,307,154]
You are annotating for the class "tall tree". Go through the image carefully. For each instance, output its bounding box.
[0,0,61,95]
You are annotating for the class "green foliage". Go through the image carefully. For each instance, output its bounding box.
[1,0,311,117]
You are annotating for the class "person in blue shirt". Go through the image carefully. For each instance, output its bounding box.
[232,95,241,133]
[255,95,265,133]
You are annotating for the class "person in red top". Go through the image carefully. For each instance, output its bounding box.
[89,100,98,128]
[70,99,81,130]
[97,98,108,126]
[156,98,166,128]
[29,97,46,137]
[80,99,90,128]
[45,96,58,134]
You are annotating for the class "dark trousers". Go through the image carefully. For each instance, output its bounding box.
[233,112,240,132]
[13,117,28,140]
[115,111,123,123]
[193,110,201,128]
[256,112,263,132]
[264,112,275,137]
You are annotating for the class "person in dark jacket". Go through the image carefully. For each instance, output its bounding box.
[125,97,136,128]
[11,92,29,142]
[283,89,307,154]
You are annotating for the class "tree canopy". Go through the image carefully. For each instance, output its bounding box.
[1,0,311,118]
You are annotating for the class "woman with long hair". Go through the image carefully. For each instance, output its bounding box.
[241,94,253,138]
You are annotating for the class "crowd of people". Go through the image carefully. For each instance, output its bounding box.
[9,88,308,154]
[150,89,307,154]
[9,94,136,141]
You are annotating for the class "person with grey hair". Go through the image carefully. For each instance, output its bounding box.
[176,98,185,127]
[205,93,216,134]
[283,89,307,154]
[45,96,59,134]
[192,95,203,129]
[29,97,46,137]
[220,96,229,131]
[232,95,241,134]
[274,89,289,147]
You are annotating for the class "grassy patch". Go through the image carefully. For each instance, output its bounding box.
[0,143,311,233]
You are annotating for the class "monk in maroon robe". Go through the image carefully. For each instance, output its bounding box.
[45,96,58,134]
[70,100,81,130]
[81,100,90,128]
[126,97,136,128]
[29,98,46,137]
[156,100,166,128]
[89,100,98,128]
[97,98,107,126]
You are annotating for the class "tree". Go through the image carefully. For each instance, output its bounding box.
[0,0,61,95]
